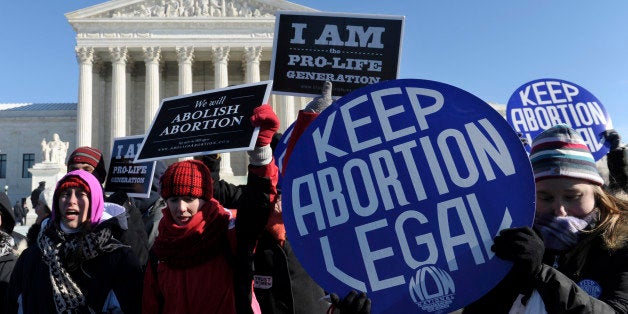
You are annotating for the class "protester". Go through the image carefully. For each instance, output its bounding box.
[12,202,24,227]
[142,104,279,314]
[243,88,335,314]
[234,82,370,314]
[203,150,362,314]
[1,196,26,255]
[22,204,29,224]
[0,192,18,311]
[463,124,628,313]
[201,153,245,209]
[7,170,143,313]
[25,187,53,247]
[252,193,332,314]
[67,146,150,266]
[604,129,628,194]
[283,80,334,174]
[30,181,46,209]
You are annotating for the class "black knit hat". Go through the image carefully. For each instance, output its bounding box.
[67,146,107,184]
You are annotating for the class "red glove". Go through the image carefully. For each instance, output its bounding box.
[251,104,279,147]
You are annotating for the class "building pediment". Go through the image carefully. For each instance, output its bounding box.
[66,0,315,20]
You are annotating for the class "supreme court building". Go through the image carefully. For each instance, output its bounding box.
[67,0,318,177]
[1,0,514,205]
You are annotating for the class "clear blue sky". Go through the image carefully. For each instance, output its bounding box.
[1,1,627,137]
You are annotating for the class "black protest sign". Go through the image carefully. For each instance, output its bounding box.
[105,135,156,198]
[270,11,404,98]
[135,81,272,162]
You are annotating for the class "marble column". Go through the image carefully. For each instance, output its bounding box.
[242,46,262,83]
[212,46,233,176]
[212,46,230,88]
[241,46,263,167]
[93,61,107,152]
[109,47,128,143]
[177,46,194,95]
[125,57,135,138]
[75,47,94,147]
[280,95,296,131]
[143,47,161,131]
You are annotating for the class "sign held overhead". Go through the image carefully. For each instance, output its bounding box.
[270,11,404,98]
[135,81,272,162]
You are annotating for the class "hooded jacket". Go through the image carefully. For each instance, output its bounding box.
[6,170,143,314]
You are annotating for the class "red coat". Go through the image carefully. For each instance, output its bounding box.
[143,163,278,314]
[142,222,238,314]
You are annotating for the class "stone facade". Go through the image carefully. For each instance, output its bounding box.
[0,104,76,205]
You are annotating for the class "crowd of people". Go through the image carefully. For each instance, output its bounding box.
[0,81,627,313]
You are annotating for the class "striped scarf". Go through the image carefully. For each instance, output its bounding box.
[38,221,126,313]
[0,231,15,257]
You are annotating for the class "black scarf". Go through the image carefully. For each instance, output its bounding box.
[38,220,126,313]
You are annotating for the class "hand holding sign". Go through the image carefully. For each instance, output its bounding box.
[249,104,279,166]
[251,104,280,147]
[330,290,372,314]
[603,129,621,150]
[492,227,544,283]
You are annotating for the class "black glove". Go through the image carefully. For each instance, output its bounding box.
[603,129,621,150]
[492,227,544,280]
[330,290,371,314]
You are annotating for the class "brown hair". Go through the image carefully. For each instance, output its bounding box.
[590,186,628,250]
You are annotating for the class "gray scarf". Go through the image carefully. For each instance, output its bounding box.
[534,210,598,251]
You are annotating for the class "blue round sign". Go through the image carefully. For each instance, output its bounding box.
[506,78,611,160]
[282,79,536,313]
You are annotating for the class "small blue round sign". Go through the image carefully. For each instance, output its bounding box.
[282,79,536,313]
[506,78,611,160]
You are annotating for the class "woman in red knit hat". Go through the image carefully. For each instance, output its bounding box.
[142,104,279,314]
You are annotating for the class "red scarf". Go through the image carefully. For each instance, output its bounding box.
[153,198,230,268]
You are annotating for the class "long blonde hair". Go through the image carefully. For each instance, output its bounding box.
[591,186,628,250]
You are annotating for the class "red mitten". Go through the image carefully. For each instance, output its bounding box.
[251,104,279,147]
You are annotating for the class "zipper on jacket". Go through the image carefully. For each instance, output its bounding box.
[552,255,559,269]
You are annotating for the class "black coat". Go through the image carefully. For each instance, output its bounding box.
[0,251,17,312]
[253,236,329,314]
[106,191,150,266]
[6,224,143,313]
[464,233,628,313]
